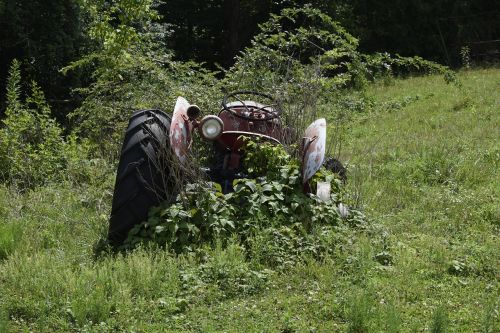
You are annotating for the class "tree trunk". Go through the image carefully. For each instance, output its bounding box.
[223,0,240,67]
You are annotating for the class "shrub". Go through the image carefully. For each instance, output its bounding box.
[0,60,100,189]
[222,6,448,143]
[223,6,363,134]
[123,141,367,265]
[0,60,67,189]
[225,6,361,91]
[63,0,222,153]
[363,52,448,80]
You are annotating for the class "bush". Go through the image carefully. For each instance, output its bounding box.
[364,52,448,80]
[123,141,367,265]
[63,0,222,153]
[222,6,448,143]
[0,60,67,189]
[225,6,361,91]
[0,60,100,190]
[223,7,362,130]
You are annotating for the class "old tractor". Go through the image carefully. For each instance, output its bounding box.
[108,91,339,246]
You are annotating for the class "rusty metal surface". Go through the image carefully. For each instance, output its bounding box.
[302,118,327,184]
[216,104,283,152]
[170,97,194,164]
[218,108,282,138]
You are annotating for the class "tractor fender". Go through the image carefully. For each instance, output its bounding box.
[301,118,327,186]
[170,97,194,164]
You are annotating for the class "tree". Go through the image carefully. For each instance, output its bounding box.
[0,0,89,118]
[159,0,273,67]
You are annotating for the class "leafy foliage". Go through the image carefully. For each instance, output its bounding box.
[156,0,498,68]
[0,60,101,189]
[62,0,223,154]
[226,6,448,92]
[225,6,361,92]
[363,53,448,79]
[65,0,162,75]
[222,6,449,143]
[124,141,366,262]
[0,60,66,189]
[0,0,88,114]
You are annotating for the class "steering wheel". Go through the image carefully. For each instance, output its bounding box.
[221,91,282,121]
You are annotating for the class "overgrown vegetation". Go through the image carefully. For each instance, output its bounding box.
[0,1,498,332]
[124,140,366,257]
[223,6,449,142]
[0,60,103,190]
[0,60,70,189]
[1,69,498,331]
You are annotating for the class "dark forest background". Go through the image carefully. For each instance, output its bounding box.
[0,0,498,117]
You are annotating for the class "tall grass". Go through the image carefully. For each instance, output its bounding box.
[0,68,498,332]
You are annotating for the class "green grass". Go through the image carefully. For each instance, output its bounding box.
[342,68,499,332]
[0,68,498,332]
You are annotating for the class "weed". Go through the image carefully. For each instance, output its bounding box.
[0,223,20,260]
[430,307,449,333]
[460,46,471,69]
[346,291,373,333]
[0,61,67,189]
[124,140,364,256]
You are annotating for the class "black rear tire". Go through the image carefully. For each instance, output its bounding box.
[108,109,176,246]
[324,157,347,182]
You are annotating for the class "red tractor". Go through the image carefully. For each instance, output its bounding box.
[108,91,339,246]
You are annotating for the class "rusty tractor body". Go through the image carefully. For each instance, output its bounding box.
[170,91,326,192]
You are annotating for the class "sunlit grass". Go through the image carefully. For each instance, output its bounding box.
[0,68,498,332]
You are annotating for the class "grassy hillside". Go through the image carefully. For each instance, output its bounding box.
[0,68,498,332]
[342,68,499,332]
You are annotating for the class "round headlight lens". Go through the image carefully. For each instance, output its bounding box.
[200,116,223,140]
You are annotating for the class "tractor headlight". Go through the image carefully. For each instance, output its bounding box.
[199,115,223,140]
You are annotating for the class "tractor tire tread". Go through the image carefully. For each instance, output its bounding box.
[108,109,174,246]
